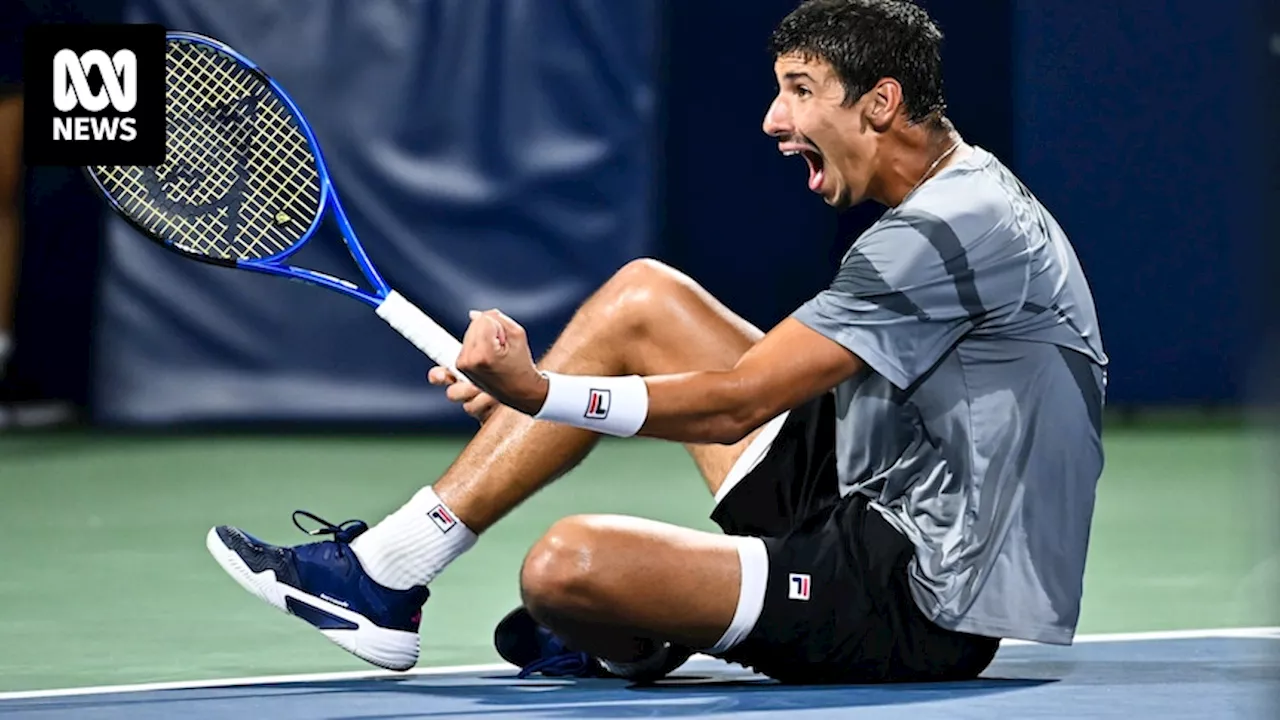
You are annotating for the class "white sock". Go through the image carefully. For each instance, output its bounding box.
[350,486,477,590]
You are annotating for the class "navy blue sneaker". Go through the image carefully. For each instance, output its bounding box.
[494,606,607,679]
[494,606,691,683]
[206,511,429,671]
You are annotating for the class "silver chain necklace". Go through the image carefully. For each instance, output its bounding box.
[905,140,961,200]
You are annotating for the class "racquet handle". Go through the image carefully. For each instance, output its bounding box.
[375,290,470,382]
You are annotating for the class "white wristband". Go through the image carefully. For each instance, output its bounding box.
[533,372,649,437]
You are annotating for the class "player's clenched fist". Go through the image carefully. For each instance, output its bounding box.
[454,309,549,415]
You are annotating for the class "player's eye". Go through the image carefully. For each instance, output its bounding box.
[795,86,811,98]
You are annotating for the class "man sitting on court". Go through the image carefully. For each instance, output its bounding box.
[208,0,1108,685]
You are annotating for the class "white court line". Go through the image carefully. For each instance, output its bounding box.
[0,662,516,701]
[0,626,1276,701]
[999,625,1280,646]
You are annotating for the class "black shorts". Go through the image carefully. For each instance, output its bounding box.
[709,393,1000,684]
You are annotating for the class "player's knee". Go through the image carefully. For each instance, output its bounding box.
[597,258,694,331]
[520,515,609,621]
[612,257,677,286]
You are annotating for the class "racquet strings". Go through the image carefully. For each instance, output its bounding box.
[87,38,322,262]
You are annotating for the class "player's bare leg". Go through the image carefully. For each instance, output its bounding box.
[516,514,748,659]
[434,258,768,534]
[364,259,773,662]
[421,259,772,662]
[209,259,773,671]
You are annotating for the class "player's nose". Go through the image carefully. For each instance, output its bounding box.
[762,96,792,138]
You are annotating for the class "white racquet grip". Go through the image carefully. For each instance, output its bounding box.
[533,371,648,437]
[375,290,465,377]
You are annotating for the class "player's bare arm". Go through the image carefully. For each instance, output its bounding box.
[454,309,863,444]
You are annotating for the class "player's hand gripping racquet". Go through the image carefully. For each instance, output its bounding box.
[83,31,467,378]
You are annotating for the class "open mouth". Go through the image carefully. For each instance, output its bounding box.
[781,144,825,193]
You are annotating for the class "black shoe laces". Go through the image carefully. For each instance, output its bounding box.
[291,510,369,544]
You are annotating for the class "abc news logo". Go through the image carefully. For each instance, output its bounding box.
[53,49,139,142]
[24,24,165,166]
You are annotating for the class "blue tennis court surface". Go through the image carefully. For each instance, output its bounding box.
[2,630,1275,719]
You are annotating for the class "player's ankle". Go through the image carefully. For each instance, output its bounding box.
[350,486,477,590]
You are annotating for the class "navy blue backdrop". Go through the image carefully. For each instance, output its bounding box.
[4,0,1272,425]
[1012,0,1268,405]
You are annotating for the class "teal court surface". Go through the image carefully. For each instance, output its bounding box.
[1,421,1277,717]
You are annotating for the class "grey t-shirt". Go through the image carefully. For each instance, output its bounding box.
[792,146,1108,645]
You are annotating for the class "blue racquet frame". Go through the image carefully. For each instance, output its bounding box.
[88,31,391,307]
[86,31,467,375]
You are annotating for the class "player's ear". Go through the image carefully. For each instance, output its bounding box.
[865,78,901,131]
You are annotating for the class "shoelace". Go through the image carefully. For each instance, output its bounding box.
[291,510,369,544]
[516,650,597,679]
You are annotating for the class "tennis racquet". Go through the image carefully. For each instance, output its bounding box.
[83,31,466,377]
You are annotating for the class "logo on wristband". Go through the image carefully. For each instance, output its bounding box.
[584,389,611,420]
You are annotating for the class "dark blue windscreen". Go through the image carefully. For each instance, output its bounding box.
[1012,0,1267,404]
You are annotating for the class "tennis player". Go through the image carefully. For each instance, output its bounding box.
[209,0,1108,684]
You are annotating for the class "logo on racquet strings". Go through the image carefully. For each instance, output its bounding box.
[23,24,165,165]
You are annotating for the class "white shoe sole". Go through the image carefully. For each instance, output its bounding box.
[206,527,420,671]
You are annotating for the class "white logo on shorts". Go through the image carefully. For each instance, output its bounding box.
[788,573,811,601]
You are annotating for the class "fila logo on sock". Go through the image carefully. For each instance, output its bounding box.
[427,504,458,533]
[788,573,811,601]
[584,389,611,420]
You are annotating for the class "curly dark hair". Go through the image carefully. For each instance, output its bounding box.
[768,0,946,124]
